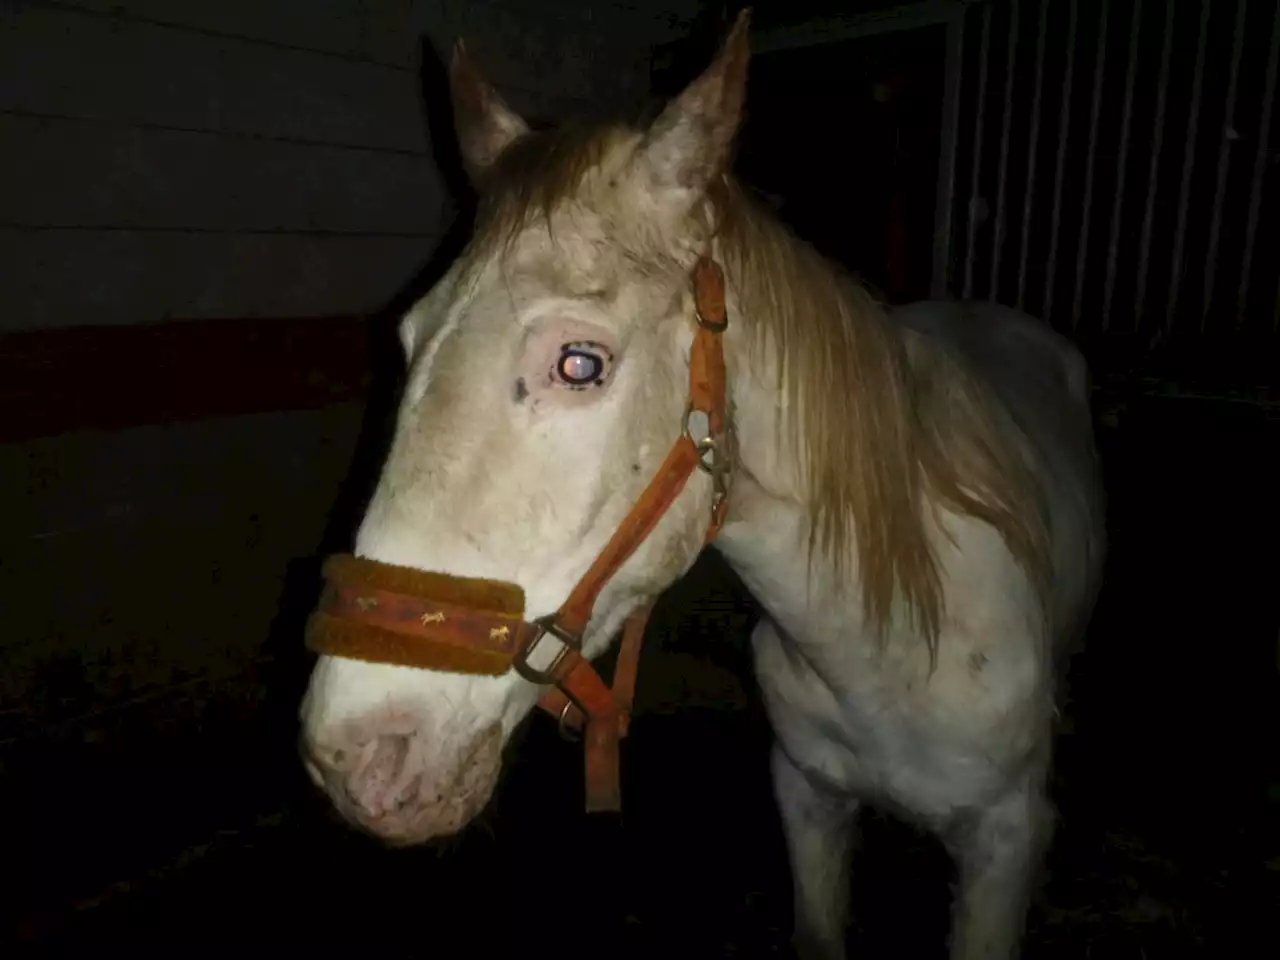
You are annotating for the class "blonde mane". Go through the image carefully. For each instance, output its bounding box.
[715,182,1051,643]
[468,126,1051,647]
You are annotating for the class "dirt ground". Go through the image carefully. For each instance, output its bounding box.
[5,396,1277,956]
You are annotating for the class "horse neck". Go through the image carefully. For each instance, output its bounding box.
[713,306,880,646]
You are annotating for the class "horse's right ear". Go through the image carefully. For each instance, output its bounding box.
[449,40,530,182]
[626,9,751,216]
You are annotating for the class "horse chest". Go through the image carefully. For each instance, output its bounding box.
[754,623,1035,821]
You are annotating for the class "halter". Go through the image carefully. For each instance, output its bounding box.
[305,255,731,813]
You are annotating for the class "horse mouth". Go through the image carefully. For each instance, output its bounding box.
[304,725,503,846]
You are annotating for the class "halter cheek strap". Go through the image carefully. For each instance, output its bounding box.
[305,255,731,814]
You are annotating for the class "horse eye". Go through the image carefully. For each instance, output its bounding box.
[556,347,605,386]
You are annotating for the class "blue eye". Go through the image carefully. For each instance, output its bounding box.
[556,346,605,386]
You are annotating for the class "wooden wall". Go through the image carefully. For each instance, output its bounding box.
[0,0,688,331]
[1,0,695,744]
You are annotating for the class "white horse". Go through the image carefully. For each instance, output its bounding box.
[300,13,1106,958]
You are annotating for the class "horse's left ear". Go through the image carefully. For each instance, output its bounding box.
[629,8,751,211]
[449,39,531,182]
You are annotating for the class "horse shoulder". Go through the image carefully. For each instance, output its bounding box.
[912,509,1053,749]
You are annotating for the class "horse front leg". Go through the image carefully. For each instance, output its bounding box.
[772,743,861,960]
[947,779,1053,960]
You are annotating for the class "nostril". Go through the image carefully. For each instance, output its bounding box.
[306,742,350,773]
[346,733,422,818]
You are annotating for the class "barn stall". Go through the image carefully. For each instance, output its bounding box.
[2,0,1274,953]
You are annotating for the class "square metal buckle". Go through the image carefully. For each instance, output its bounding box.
[513,615,580,685]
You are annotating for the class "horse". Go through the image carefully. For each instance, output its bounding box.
[298,12,1106,958]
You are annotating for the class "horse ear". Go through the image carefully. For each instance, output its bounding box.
[629,9,751,209]
[449,39,530,181]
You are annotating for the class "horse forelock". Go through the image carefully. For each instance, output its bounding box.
[471,124,630,252]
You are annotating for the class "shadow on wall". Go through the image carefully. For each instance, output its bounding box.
[253,34,482,730]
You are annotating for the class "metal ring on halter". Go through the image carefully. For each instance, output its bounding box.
[695,303,729,333]
[682,402,722,473]
[682,402,731,524]
[556,699,583,742]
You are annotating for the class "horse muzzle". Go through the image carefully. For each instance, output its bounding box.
[303,716,504,845]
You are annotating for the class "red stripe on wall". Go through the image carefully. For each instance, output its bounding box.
[0,316,374,443]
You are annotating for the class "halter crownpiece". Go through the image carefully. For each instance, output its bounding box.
[305,254,731,814]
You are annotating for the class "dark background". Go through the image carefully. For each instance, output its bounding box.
[3,0,1277,954]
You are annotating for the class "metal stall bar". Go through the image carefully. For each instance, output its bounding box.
[1014,0,1050,310]
[931,6,966,299]
[987,0,1020,299]
[1165,0,1213,334]
[1132,0,1176,333]
[750,1,987,303]
[962,1,994,300]
[1069,0,1109,332]
[1201,0,1249,328]
[1041,0,1078,324]
[1236,1,1280,331]
[1274,272,1280,336]
[1100,0,1144,332]
[1274,267,1280,336]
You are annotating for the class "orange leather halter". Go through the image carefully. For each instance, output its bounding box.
[306,255,731,814]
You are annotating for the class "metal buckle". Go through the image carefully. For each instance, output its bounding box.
[513,615,581,685]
